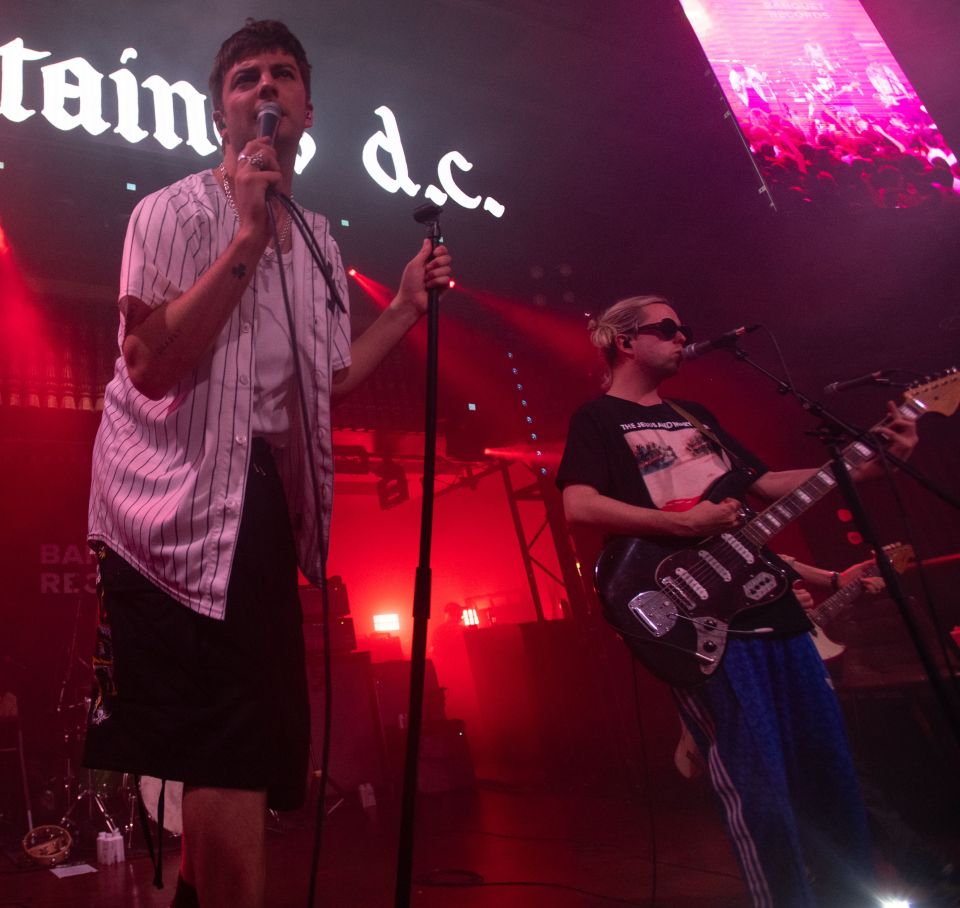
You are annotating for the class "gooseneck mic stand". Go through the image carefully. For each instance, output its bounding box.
[726,342,960,745]
[394,203,445,908]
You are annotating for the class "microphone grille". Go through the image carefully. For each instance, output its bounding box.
[257,101,282,118]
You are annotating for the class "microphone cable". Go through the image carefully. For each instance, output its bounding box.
[264,194,343,908]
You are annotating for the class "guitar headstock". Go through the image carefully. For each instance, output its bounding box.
[878,541,916,575]
[903,368,960,418]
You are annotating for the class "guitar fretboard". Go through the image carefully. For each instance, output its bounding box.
[810,569,874,627]
[736,402,916,551]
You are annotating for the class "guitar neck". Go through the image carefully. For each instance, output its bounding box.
[737,401,916,551]
[809,565,878,627]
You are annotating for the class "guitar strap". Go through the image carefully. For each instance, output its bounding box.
[664,399,753,474]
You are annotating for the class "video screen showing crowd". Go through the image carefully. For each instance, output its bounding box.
[681,0,960,210]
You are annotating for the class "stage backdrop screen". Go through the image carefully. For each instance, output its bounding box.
[679,0,960,210]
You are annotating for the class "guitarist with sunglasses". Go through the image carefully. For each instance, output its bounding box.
[557,294,918,908]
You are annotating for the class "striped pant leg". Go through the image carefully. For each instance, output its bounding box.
[675,639,817,908]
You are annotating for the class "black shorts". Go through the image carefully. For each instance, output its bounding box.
[83,439,309,811]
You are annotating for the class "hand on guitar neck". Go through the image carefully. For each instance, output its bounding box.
[784,553,889,599]
[789,558,885,663]
[850,399,919,481]
[787,543,914,662]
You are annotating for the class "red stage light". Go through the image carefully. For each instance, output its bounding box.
[448,279,456,289]
[349,270,394,308]
[373,613,401,633]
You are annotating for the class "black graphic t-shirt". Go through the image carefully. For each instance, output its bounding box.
[557,395,810,636]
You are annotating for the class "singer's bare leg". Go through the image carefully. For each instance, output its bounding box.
[182,786,266,908]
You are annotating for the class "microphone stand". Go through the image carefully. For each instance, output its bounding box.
[394,203,444,908]
[725,343,960,745]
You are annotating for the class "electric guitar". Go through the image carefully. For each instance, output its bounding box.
[595,369,959,689]
[807,542,914,662]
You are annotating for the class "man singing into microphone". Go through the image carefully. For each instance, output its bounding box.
[83,19,450,908]
[557,295,917,907]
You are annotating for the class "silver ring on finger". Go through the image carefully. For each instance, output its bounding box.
[237,153,250,165]
[248,152,265,169]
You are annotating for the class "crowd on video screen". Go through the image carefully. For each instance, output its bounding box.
[725,42,960,209]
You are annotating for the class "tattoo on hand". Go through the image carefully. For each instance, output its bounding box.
[231,263,247,280]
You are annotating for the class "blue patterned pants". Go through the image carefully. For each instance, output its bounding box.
[675,634,874,908]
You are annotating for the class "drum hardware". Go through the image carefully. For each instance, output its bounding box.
[48,592,138,847]
[60,767,125,841]
[313,768,349,817]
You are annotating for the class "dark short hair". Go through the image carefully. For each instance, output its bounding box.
[209,19,312,110]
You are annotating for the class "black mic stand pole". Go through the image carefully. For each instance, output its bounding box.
[726,343,960,745]
[394,203,444,908]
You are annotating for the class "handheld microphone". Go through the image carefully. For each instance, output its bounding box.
[682,324,760,361]
[256,102,282,144]
[823,369,891,395]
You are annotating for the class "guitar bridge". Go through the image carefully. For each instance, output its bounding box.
[626,590,677,637]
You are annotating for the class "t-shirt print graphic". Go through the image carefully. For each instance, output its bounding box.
[623,423,730,513]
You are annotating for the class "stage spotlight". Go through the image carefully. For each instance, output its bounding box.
[340,218,350,227]
[448,279,455,288]
[373,613,400,633]
[348,267,357,277]
[878,899,911,908]
[463,608,480,627]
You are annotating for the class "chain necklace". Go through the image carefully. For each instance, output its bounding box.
[219,162,292,254]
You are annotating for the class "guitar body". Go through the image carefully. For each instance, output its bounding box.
[809,627,846,662]
[596,532,790,688]
[596,469,792,688]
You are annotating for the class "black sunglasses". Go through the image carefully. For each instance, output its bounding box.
[632,318,693,342]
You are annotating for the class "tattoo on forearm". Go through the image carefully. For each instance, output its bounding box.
[231,263,247,280]
[155,328,182,357]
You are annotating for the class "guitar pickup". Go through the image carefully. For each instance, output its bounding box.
[743,571,778,601]
[698,550,731,582]
[675,567,708,600]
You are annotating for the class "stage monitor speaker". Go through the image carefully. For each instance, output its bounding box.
[303,616,356,655]
[300,576,351,619]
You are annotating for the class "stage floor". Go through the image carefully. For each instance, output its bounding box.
[1,779,749,907]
